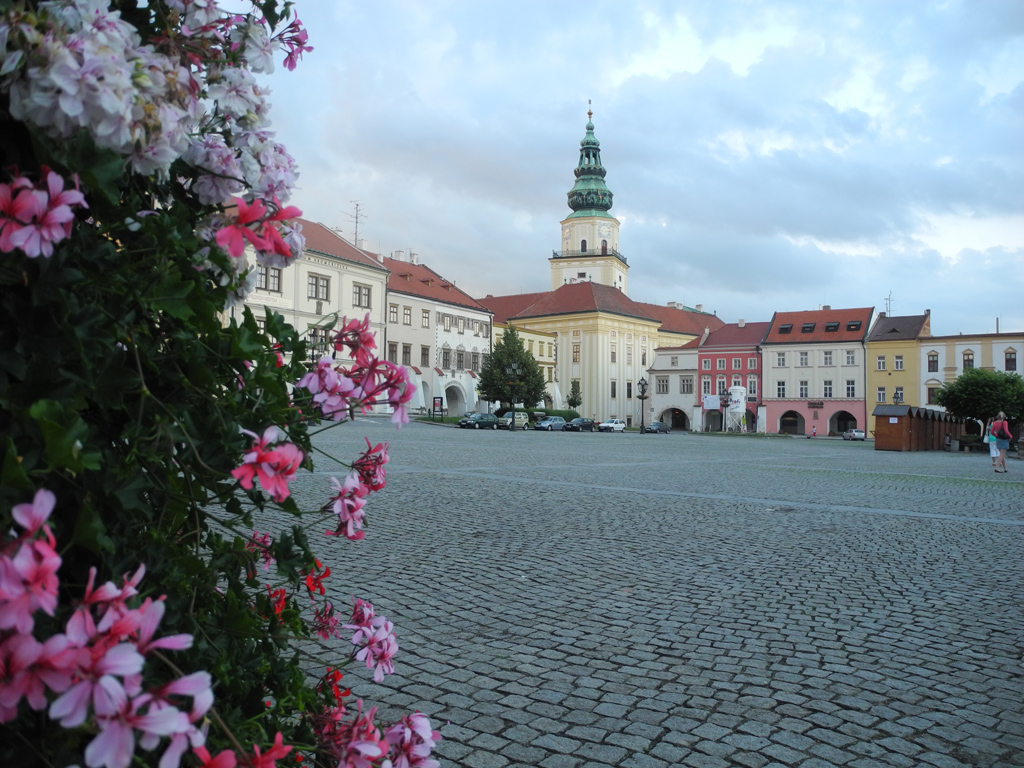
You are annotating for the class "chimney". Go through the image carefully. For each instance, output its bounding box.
[667,301,683,310]
[700,326,711,345]
[695,304,703,312]
[822,304,831,311]
[393,249,405,262]
[878,311,885,318]
[356,238,368,251]
[409,251,419,265]
[738,319,745,328]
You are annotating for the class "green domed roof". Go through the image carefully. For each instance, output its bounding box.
[567,110,614,219]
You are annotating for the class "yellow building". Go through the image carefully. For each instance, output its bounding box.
[492,321,560,406]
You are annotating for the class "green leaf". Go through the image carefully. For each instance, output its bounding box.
[71,499,115,554]
[1,438,32,491]
[149,271,196,320]
[28,399,101,473]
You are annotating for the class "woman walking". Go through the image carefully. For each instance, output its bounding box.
[985,418,999,467]
[990,411,1011,474]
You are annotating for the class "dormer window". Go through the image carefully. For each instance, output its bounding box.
[825,322,839,332]
[846,321,862,331]
[801,323,815,333]
[778,324,793,334]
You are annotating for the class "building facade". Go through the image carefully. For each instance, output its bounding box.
[236,218,390,364]
[696,321,770,432]
[864,311,932,433]
[381,253,493,416]
[647,342,700,431]
[761,307,873,435]
[491,321,560,409]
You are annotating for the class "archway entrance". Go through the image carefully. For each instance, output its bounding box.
[830,410,857,435]
[704,410,723,432]
[779,410,804,435]
[661,408,689,431]
[444,385,466,416]
[746,409,758,433]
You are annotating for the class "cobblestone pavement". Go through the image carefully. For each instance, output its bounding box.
[288,421,1023,768]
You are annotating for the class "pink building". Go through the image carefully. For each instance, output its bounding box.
[696,321,771,431]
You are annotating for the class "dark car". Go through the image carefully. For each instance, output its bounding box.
[644,421,671,434]
[564,418,595,432]
[458,413,498,429]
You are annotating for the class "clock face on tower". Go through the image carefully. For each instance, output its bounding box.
[598,223,611,240]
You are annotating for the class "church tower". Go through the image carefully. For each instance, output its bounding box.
[550,110,629,294]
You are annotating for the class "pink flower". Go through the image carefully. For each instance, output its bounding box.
[315,701,387,768]
[332,314,378,367]
[193,746,237,768]
[215,198,268,258]
[352,439,389,492]
[352,619,398,683]
[0,171,87,258]
[276,17,313,71]
[11,488,56,535]
[312,602,343,641]
[231,426,304,503]
[325,474,369,540]
[0,177,40,253]
[0,535,62,633]
[247,731,292,768]
[384,712,441,768]
[49,643,145,728]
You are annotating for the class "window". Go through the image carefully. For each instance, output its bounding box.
[680,376,693,394]
[732,375,742,388]
[747,376,757,396]
[548,343,554,358]
[801,323,815,333]
[776,353,787,367]
[846,321,862,332]
[581,239,587,252]
[846,379,856,398]
[441,348,451,368]
[799,380,808,398]
[401,344,411,366]
[748,358,757,369]
[651,377,667,395]
[825,322,840,332]
[472,352,479,370]
[823,350,833,366]
[799,352,808,367]
[256,265,282,292]
[1007,350,1017,371]
[528,340,534,355]
[846,350,856,365]
[894,386,904,402]
[717,358,726,370]
[442,315,451,332]
[717,376,727,396]
[642,350,647,366]
[388,304,398,324]
[777,381,786,398]
[877,386,886,403]
[421,309,430,328]
[457,317,465,334]
[928,387,939,404]
[701,359,710,370]
[733,358,742,370]
[387,343,397,364]
[823,380,832,398]
[572,344,580,363]
[927,353,938,372]
[963,351,974,370]
[307,274,329,300]
[610,381,617,398]
[352,284,371,308]
[876,356,886,371]
[610,343,616,363]
[702,377,711,395]
[420,346,430,366]
[546,367,552,382]
[403,306,412,325]
[626,382,633,399]
[255,317,266,332]
[894,355,903,371]
[577,272,586,279]
[778,324,793,334]
[456,351,464,369]
[626,347,632,365]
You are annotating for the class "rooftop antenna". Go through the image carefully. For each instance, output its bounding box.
[346,201,366,245]
[884,291,894,315]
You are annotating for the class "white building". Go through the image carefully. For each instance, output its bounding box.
[381,252,493,416]
[646,342,701,431]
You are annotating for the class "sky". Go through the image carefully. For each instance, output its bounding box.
[255,0,1023,337]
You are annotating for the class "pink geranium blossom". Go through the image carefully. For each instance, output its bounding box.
[325,474,369,540]
[231,426,304,502]
[351,619,398,683]
[384,712,441,768]
[215,198,268,258]
[352,439,389,492]
[314,701,387,768]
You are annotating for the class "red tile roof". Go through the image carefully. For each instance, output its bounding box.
[508,282,660,322]
[383,257,492,312]
[764,307,874,344]
[701,321,771,348]
[477,292,550,323]
[633,301,726,336]
[298,219,388,271]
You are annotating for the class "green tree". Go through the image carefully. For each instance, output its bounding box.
[567,379,583,410]
[478,325,545,408]
[933,368,1024,423]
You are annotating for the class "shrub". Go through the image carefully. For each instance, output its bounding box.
[0,3,437,768]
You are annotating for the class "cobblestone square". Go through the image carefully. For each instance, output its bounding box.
[289,422,1022,768]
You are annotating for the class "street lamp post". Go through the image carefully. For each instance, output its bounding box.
[506,361,522,432]
[637,377,648,434]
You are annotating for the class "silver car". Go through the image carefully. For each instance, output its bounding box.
[843,429,865,441]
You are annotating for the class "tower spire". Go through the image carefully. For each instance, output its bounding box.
[567,107,613,216]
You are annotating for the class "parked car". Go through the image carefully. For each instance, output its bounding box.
[598,419,626,432]
[496,411,530,429]
[459,413,498,429]
[843,428,866,441]
[564,418,596,432]
[644,421,671,434]
[534,416,567,431]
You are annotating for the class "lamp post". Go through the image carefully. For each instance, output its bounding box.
[505,361,522,432]
[637,377,649,434]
